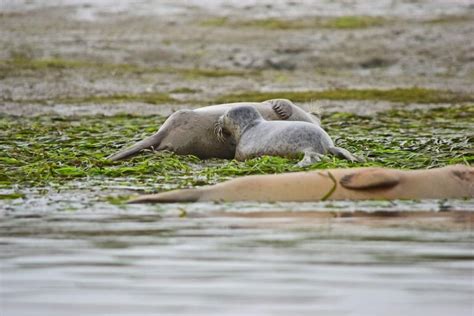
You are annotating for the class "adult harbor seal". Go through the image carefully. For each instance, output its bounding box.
[128,165,474,203]
[215,105,360,166]
[107,99,320,161]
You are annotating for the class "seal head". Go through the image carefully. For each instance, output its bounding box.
[217,106,263,143]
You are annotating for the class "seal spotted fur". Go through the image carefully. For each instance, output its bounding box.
[215,105,360,166]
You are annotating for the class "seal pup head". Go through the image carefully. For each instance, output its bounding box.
[216,106,263,142]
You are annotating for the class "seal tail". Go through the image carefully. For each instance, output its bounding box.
[107,132,164,161]
[127,188,203,203]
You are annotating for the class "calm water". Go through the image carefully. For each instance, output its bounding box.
[1,197,473,316]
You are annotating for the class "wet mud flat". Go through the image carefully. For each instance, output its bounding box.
[1,0,474,116]
[1,1,474,316]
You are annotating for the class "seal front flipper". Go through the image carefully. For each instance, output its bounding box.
[297,149,323,167]
[328,146,364,163]
[267,99,293,120]
[340,168,400,190]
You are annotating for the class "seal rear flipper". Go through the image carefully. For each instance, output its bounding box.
[340,168,400,190]
[297,149,323,167]
[107,131,165,161]
[266,99,293,120]
[328,146,364,163]
[127,188,203,203]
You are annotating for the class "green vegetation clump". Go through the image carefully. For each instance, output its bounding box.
[6,84,470,106]
[322,16,385,29]
[0,193,25,200]
[215,88,474,104]
[2,92,176,105]
[424,15,473,24]
[7,56,94,70]
[200,16,387,30]
[179,68,250,78]
[58,93,176,105]
[170,88,201,94]
[1,105,472,191]
[0,53,138,76]
[239,18,308,30]
[0,55,252,79]
[199,17,229,27]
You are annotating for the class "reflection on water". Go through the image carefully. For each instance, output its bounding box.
[1,198,473,316]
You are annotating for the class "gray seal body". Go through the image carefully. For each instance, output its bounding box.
[107,99,320,161]
[218,105,360,166]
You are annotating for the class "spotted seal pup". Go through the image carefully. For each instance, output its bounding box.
[128,165,474,203]
[215,105,360,166]
[107,99,320,161]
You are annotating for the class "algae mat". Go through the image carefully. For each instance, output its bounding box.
[1,105,472,192]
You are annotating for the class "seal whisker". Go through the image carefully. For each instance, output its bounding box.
[214,121,226,143]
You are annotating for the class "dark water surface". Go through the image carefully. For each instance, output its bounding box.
[1,198,473,316]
